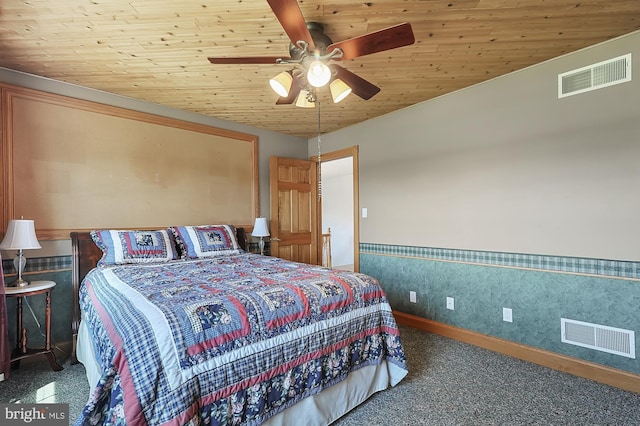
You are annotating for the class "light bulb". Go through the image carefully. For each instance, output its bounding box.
[306,60,331,88]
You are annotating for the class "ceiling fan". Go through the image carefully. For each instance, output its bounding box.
[207,0,415,107]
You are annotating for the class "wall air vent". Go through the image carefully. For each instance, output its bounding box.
[558,53,631,98]
[561,318,635,359]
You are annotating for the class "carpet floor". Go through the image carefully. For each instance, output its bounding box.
[1,325,639,425]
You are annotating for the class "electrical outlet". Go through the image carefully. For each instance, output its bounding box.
[503,307,513,322]
[409,291,417,303]
[446,297,454,310]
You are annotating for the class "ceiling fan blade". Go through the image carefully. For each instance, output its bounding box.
[327,22,414,60]
[276,77,302,104]
[333,65,380,100]
[267,0,315,49]
[208,57,290,64]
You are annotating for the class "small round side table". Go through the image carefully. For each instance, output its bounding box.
[5,280,63,371]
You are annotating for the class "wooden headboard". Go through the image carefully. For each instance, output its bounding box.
[69,228,247,362]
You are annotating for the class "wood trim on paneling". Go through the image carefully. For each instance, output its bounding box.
[393,311,640,394]
[0,87,9,235]
[1,83,259,240]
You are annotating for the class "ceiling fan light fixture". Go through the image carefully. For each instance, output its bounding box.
[330,78,352,103]
[295,89,316,108]
[269,71,294,97]
[306,60,331,88]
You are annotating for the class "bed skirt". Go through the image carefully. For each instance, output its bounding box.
[77,320,407,425]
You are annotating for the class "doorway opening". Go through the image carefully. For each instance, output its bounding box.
[313,146,359,272]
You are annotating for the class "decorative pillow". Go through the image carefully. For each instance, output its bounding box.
[170,224,241,259]
[91,229,180,266]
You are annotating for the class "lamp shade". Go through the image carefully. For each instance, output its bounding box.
[330,78,352,103]
[269,71,293,97]
[251,217,270,237]
[295,90,316,108]
[0,219,41,250]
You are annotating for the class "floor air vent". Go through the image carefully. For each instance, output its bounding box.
[558,53,631,98]
[561,318,635,358]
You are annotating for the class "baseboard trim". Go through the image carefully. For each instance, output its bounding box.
[393,311,640,394]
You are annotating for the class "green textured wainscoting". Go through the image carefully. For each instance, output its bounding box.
[361,247,640,375]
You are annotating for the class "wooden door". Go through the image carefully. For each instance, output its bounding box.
[269,156,318,264]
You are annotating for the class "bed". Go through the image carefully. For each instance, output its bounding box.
[70,225,408,425]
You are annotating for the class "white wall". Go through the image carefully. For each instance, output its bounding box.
[311,31,640,261]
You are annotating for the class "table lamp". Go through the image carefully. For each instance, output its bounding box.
[251,217,270,255]
[0,218,41,287]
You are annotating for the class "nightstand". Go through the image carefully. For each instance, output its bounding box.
[5,280,63,371]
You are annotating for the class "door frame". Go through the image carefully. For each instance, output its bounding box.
[310,146,360,272]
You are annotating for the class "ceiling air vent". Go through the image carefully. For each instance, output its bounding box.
[558,53,631,98]
[561,318,635,359]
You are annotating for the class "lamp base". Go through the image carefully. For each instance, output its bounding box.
[5,277,29,288]
[9,251,30,287]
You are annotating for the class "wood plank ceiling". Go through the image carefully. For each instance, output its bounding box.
[1,1,639,139]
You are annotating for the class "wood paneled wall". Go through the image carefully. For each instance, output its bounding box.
[1,84,259,240]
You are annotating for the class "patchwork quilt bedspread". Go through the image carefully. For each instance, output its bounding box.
[75,253,407,425]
